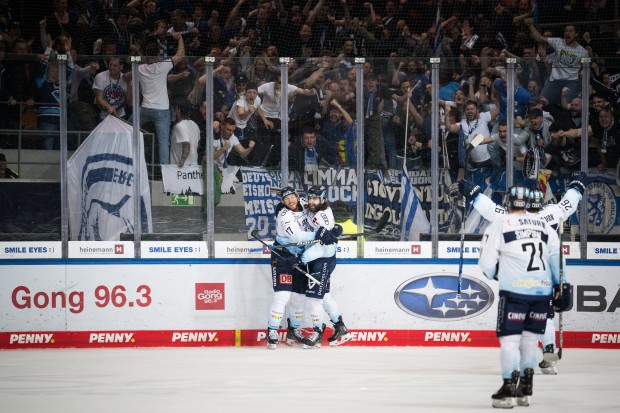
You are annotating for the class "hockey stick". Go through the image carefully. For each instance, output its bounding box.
[250,230,321,284]
[250,211,390,252]
[558,219,565,360]
[457,139,480,298]
[260,144,274,168]
[457,200,465,298]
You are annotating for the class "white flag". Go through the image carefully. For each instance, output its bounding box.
[400,169,431,241]
[67,116,152,240]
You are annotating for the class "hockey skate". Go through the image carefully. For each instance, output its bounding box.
[302,323,326,349]
[286,318,305,347]
[516,368,534,406]
[327,316,352,346]
[266,328,279,350]
[539,359,557,375]
[542,344,559,362]
[491,370,519,409]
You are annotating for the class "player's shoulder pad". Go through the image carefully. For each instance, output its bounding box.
[313,210,331,227]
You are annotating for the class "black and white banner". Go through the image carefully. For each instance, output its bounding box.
[161,165,203,195]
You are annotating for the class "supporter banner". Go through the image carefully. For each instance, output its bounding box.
[67,116,152,241]
[576,177,620,234]
[540,171,620,235]
[240,167,620,239]
[161,165,203,195]
[1,262,618,349]
[299,167,359,204]
[240,167,303,238]
[365,169,456,240]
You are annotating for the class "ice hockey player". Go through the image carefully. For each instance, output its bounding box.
[457,173,586,372]
[298,185,352,348]
[266,186,315,349]
[479,185,561,408]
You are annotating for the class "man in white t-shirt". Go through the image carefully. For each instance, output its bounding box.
[93,56,132,121]
[228,82,261,141]
[445,100,499,170]
[253,73,316,167]
[170,104,200,167]
[525,19,589,107]
[214,118,255,193]
[138,32,185,166]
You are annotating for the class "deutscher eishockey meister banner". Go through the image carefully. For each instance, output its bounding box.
[241,167,620,238]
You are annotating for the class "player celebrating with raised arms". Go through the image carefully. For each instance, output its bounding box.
[479,186,561,408]
[457,172,585,373]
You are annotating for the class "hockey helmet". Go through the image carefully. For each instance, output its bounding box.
[307,185,327,200]
[505,185,530,210]
[527,188,544,212]
[280,186,298,201]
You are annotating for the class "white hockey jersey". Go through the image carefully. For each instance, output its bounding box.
[479,214,561,296]
[275,199,314,255]
[301,206,337,263]
[472,187,582,229]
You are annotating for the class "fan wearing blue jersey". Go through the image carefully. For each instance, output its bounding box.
[479,186,562,408]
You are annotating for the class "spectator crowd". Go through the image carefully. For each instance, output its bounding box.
[1,0,620,186]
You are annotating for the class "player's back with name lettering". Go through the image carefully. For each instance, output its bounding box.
[480,214,560,297]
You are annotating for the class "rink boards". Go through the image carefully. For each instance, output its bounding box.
[1,259,619,350]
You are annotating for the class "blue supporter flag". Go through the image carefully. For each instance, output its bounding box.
[400,169,431,241]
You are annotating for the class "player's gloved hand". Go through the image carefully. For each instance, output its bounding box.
[457,179,481,205]
[568,171,588,195]
[331,224,343,238]
[315,226,338,245]
[287,254,305,269]
[553,283,573,312]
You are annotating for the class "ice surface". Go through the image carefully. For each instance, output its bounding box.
[0,347,618,413]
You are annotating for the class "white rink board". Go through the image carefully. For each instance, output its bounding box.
[1,262,619,332]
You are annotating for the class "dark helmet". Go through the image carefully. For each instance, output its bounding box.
[527,188,544,212]
[280,186,298,201]
[307,185,327,200]
[505,185,530,210]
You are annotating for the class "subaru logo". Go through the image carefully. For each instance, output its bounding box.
[394,273,494,321]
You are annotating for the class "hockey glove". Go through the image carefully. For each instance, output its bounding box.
[315,226,338,245]
[331,224,343,238]
[457,179,481,206]
[568,172,588,195]
[287,254,305,270]
[552,283,573,312]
